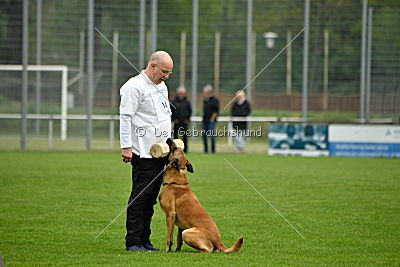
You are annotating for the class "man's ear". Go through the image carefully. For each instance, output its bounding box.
[186,160,194,173]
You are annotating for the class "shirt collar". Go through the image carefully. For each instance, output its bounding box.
[140,70,153,84]
[141,70,166,88]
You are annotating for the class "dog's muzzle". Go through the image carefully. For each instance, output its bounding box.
[171,157,179,169]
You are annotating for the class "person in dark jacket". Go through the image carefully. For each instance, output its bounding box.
[230,91,251,151]
[202,84,219,153]
[171,87,192,152]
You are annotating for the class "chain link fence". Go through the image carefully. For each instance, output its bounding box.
[0,0,399,151]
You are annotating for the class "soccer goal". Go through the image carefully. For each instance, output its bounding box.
[0,64,69,140]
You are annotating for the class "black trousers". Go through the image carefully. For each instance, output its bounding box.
[125,153,166,247]
[173,122,189,153]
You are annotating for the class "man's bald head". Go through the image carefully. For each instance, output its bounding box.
[144,51,174,84]
[148,51,173,65]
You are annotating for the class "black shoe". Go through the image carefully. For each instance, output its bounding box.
[143,243,160,251]
[126,245,149,252]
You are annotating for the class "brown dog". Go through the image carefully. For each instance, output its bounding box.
[159,139,243,253]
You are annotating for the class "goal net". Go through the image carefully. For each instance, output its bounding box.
[0,64,69,140]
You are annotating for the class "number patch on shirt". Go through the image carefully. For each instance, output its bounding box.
[152,92,171,121]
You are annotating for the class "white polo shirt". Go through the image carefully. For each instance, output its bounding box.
[119,71,172,158]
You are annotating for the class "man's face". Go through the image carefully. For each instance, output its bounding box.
[177,91,185,99]
[151,61,173,84]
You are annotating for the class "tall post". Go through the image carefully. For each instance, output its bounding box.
[111,31,119,109]
[252,32,256,93]
[246,0,253,103]
[78,31,85,102]
[360,0,368,122]
[21,0,29,150]
[151,0,157,53]
[302,0,310,121]
[146,31,152,59]
[35,0,42,136]
[179,31,186,88]
[286,30,292,95]
[214,31,221,97]
[61,68,68,140]
[191,0,198,117]
[139,0,146,69]
[322,29,329,111]
[87,0,94,150]
[366,8,373,122]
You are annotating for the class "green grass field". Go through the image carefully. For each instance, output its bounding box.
[1,151,399,266]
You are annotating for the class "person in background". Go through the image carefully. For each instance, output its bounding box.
[230,90,251,151]
[171,86,192,153]
[202,84,219,153]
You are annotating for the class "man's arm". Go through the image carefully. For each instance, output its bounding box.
[210,97,219,122]
[119,82,140,163]
[186,100,192,123]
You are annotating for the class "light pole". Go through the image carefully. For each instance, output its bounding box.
[263,32,278,49]
[263,32,278,95]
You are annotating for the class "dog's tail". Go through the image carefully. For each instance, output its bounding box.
[216,237,244,253]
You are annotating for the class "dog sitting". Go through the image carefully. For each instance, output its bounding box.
[158,138,243,253]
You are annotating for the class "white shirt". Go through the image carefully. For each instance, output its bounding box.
[119,71,172,158]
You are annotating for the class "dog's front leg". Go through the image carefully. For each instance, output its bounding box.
[165,212,176,252]
[176,228,183,251]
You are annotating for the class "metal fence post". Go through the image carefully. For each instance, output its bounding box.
[286,30,292,96]
[366,7,373,122]
[151,0,157,53]
[109,119,114,149]
[323,29,329,111]
[360,0,368,122]
[35,0,42,136]
[48,117,53,149]
[214,31,221,96]
[21,0,29,151]
[302,0,310,121]
[246,0,253,103]
[191,0,198,117]
[179,31,187,88]
[86,0,94,150]
[61,67,68,140]
[139,0,146,69]
[111,31,119,109]
[78,31,85,103]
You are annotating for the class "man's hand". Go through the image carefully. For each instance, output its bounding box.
[210,112,218,123]
[122,147,133,163]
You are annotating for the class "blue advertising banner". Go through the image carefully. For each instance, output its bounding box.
[268,124,329,156]
[329,125,400,158]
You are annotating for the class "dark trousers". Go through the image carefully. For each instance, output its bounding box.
[173,122,189,153]
[125,153,165,247]
[202,121,216,153]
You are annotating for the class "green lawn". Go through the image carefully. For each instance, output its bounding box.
[0,151,399,265]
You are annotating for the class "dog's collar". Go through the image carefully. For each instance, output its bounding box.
[163,182,189,186]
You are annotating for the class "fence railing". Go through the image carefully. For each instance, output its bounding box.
[0,113,396,150]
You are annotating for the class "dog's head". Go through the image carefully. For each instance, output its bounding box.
[166,138,194,173]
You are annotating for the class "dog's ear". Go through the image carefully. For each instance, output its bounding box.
[166,138,177,150]
[166,138,174,147]
[186,160,194,173]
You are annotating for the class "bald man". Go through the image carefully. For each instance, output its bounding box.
[119,51,173,251]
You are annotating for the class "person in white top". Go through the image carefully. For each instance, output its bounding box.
[119,51,173,252]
